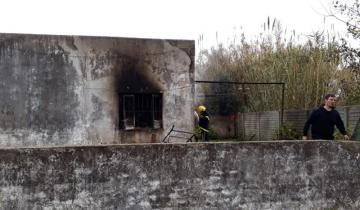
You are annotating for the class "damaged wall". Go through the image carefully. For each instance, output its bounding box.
[0,33,195,146]
[1,141,360,209]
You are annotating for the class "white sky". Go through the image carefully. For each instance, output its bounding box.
[0,0,348,50]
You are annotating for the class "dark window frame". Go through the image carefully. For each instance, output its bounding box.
[120,93,162,130]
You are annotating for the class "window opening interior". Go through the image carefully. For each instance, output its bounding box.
[120,93,162,130]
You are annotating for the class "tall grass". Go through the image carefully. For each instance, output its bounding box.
[196,20,358,114]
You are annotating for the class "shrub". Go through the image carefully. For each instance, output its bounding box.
[196,19,358,113]
[334,128,352,140]
[194,125,219,141]
[273,123,301,140]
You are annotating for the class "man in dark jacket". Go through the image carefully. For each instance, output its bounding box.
[197,105,210,142]
[303,94,349,140]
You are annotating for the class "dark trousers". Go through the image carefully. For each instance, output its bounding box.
[201,131,209,142]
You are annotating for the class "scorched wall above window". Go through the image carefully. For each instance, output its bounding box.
[116,57,163,130]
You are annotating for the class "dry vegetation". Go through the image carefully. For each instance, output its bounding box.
[196,19,359,114]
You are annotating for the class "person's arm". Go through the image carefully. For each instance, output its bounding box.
[303,110,316,140]
[335,112,346,135]
[194,111,199,124]
[335,112,349,140]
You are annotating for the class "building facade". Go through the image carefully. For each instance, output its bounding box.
[0,33,195,146]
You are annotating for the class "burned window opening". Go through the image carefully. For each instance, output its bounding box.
[120,93,162,130]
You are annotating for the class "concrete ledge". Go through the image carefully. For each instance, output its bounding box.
[0,141,360,209]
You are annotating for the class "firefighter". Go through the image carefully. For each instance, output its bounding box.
[197,105,210,142]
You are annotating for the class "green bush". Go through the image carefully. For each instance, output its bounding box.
[351,121,360,141]
[273,123,301,140]
[194,125,219,141]
[334,128,352,140]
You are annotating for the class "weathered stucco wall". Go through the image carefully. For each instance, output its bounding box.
[0,33,195,146]
[1,141,360,209]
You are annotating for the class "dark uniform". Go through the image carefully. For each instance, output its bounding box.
[199,110,210,142]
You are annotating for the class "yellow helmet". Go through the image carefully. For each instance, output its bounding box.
[198,105,206,112]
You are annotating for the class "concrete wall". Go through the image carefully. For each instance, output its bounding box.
[1,141,360,209]
[0,33,195,146]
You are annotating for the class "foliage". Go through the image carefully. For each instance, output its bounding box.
[332,0,360,72]
[351,120,360,141]
[334,128,352,140]
[194,125,219,141]
[343,82,360,105]
[196,19,358,113]
[272,123,301,140]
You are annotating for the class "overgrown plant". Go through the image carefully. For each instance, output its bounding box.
[331,0,360,72]
[194,125,219,141]
[196,19,358,113]
[273,123,301,140]
[351,121,360,141]
[334,128,352,140]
